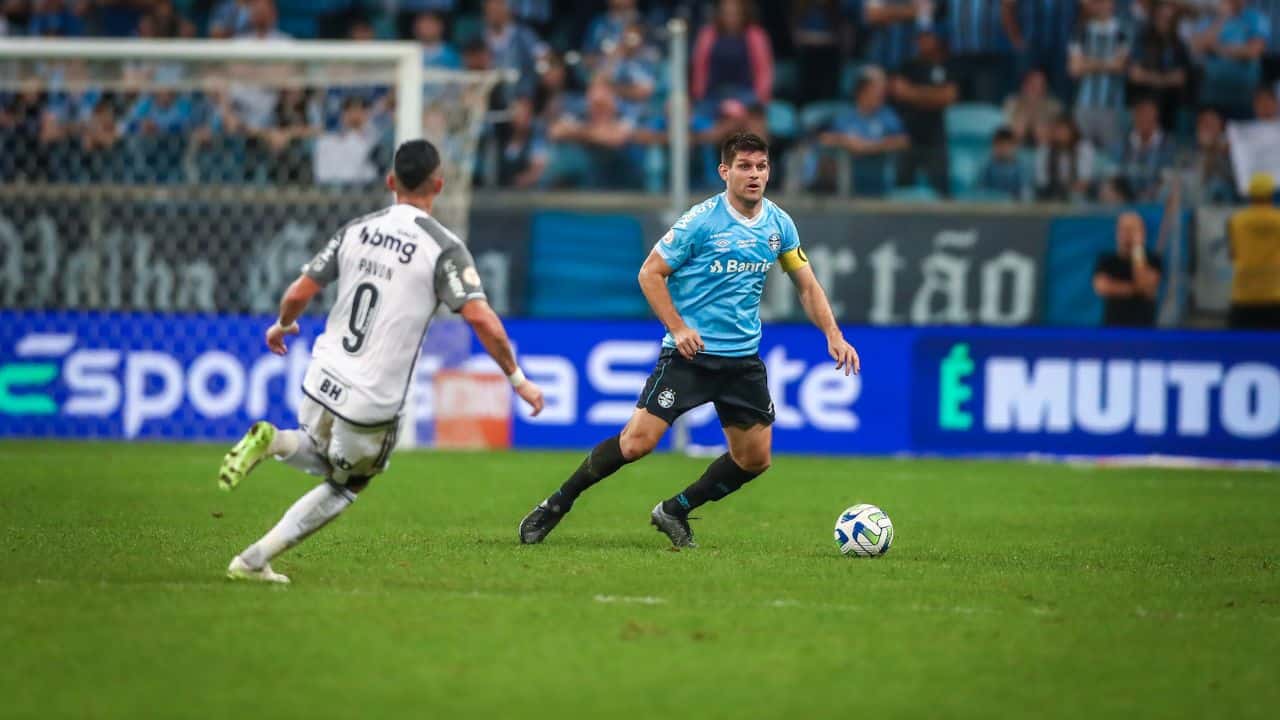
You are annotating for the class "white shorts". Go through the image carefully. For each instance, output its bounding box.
[297,395,398,483]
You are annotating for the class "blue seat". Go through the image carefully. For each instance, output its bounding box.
[946,103,1006,143]
[949,144,989,195]
[767,100,799,141]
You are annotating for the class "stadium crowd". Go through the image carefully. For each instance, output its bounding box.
[2,0,1279,204]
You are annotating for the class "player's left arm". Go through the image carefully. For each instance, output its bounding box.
[779,232,859,375]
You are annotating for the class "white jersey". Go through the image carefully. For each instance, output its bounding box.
[300,203,485,427]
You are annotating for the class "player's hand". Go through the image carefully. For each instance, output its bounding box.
[516,380,545,417]
[828,334,860,376]
[671,326,705,360]
[265,321,300,356]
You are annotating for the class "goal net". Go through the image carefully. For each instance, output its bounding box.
[0,39,501,446]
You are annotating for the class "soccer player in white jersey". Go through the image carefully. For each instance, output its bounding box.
[519,132,859,548]
[219,139,544,583]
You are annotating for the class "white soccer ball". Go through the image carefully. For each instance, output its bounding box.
[834,504,894,557]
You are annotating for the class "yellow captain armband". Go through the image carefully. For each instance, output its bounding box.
[778,246,809,272]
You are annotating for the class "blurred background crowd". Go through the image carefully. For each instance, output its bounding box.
[2,0,1278,205]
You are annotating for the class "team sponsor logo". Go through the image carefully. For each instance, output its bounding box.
[768,233,781,253]
[936,342,1280,440]
[657,388,676,409]
[462,266,482,288]
[359,227,417,264]
[661,230,675,245]
[709,259,773,273]
[317,370,349,406]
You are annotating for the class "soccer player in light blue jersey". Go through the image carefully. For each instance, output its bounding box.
[519,132,860,547]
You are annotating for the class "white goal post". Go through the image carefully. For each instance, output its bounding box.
[0,37,426,148]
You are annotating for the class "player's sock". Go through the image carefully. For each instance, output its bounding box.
[238,481,355,570]
[547,435,631,512]
[272,430,330,476]
[662,453,760,516]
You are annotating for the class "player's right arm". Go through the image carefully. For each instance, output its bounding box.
[265,274,322,355]
[638,251,704,359]
[436,244,544,416]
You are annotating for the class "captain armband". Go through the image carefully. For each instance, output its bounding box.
[778,246,809,272]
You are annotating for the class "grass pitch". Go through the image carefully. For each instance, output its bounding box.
[2,441,1277,719]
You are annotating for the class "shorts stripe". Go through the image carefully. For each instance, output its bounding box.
[643,357,671,406]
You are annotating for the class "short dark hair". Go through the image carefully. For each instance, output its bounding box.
[992,126,1015,144]
[720,132,769,166]
[394,139,441,192]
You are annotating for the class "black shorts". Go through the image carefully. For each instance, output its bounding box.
[636,348,775,429]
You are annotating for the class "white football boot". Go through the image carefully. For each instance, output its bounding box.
[226,556,290,584]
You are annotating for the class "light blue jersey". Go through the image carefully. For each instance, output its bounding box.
[655,193,805,357]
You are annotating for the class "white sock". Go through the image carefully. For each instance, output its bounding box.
[238,482,355,569]
[271,430,330,476]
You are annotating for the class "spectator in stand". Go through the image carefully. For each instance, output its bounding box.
[791,0,843,106]
[144,1,196,38]
[1227,172,1280,329]
[818,69,910,197]
[691,0,774,110]
[977,126,1029,198]
[1003,68,1063,147]
[534,50,585,125]
[1004,0,1079,103]
[1118,95,1177,200]
[548,77,635,188]
[237,0,288,40]
[313,96,382,187]
[1183,107,1236,203]
[1190,0,1270,120]
[1259,0,1280,85]
[599,21,659,119]
[261,87,317,184]
[943,0,1014,103]
[191,80,247,182]
[80,98,122,180]
[29,0,86,36]
[584,0,643,65]
[1,2,33,35]
[1128,0,1191,131]
[863,0,935,72]
[414,12,461,69]
[395,1,455,42]
[890,27,957,196]
[1093,211,1163,327]
[484,0,544,103]
[1036,115,1097,201]
[120,86,195,182]
[498,96,549,188]
[507,0,553,39]
[1070,0,1132,152]
[0,79,51,180]
[91,0,151,37]
[209,0,251,38]
[1254,83,1280,119]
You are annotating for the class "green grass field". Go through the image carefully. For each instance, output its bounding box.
[2,441,1277,719]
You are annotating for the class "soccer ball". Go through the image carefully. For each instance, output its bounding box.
[834,504,894,557]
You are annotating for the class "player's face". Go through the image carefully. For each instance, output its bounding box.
[721,151,770,205]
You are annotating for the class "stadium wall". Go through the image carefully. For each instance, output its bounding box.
[2,311,1276,463]
[0,188,1201,327]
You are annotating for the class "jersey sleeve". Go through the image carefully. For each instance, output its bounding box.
[656,198,714,270]
[776,212,809,273]
[302,227,344,286]
[434,243,487,312]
